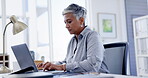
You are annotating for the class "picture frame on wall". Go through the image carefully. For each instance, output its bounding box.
[98,13,116,38]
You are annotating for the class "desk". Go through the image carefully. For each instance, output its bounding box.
[0,72,147,78]
[54,73,147,78]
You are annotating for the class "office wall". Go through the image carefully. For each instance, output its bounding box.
[87,0,127,43]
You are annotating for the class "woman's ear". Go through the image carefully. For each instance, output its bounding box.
[79,17,84,25]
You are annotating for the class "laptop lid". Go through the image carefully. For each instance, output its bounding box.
[11,43,38,72]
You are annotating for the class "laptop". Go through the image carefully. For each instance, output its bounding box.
[11,43,79,77]
[11,43,38,72]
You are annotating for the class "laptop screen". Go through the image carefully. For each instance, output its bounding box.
[11,43,38,72]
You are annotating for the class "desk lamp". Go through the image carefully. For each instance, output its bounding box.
[0,15,28,73]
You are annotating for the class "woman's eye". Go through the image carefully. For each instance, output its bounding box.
[67,20,72,24]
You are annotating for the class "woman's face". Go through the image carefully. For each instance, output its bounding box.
[64,13,84,35]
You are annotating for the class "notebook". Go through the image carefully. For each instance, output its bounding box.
[11,43,38,72]
[11,43,79,77]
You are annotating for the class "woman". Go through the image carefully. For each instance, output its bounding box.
[37,3,109,73]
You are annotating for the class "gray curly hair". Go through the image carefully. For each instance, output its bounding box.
[62,4,87,20]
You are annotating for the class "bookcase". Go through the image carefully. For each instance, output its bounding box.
[0,54,9,67]
[133,15,148,77]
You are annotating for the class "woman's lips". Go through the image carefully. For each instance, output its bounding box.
[68,29,72,32]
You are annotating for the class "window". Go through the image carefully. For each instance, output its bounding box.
[28,0,86,62]
[0,0,2,53]
[5,0,28,69]
[27,0,50,62]
[35,0,50,61]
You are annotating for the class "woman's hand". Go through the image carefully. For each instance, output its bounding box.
[37,62,66,71]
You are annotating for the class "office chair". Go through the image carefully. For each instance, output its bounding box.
[103,42,128,75]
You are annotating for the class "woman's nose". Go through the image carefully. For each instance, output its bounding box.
[66,24,69,28]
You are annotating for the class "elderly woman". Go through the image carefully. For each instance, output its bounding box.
[37,3,109,73]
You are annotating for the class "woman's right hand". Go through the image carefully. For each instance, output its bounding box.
[37,62,44,70]
[37,62,66,71]
[37,62,52,71]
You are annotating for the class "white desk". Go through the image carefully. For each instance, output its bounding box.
[54,73,147,78]
[0,72,147,78]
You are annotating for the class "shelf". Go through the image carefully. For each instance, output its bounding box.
[133,15,148,77]
[0,55,9,67]
[137,55,148,57]
[0,61,9,62]
[139,74,148,77]
[135,36,148,39]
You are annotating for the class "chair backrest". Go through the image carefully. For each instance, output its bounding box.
[103,42,128,75]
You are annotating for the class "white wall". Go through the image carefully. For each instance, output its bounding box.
[87,0,127,43]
